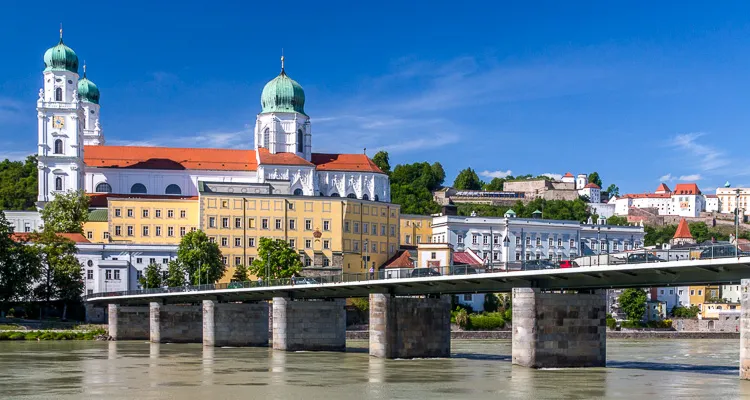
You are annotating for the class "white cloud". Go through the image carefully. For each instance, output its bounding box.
[378,133,459,154]
[109,128,251,149]
[669,133,727,171]
[659,173,673,182]
[480,169,513,179]
[541,173,563,181]
[677,174,702,181]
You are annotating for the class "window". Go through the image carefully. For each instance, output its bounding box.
[248,218,256,228]
[323,258,330,267]
[536,238,541,246]
[95,182,112,193]
[248,237,255,247]
[221,237,228,247]
[570,239,575,247]
[168,210,174,218]
[155,226,161,236]
[136,258,143,264]
[249,256,255,265]
[372,243,377,253]
[105,270,112,280]
[127,209,134,218]
[130,183,147,194]
[180,210,186,218]
[115,226,122,236]
[305,239,312,249]
[549,238,553,247]
[262,219,269,229]
[458,235,464,244]
[136,270,143,281]
[344,221,350,232]
[165,184,182,195]
[698,290,703,296]
[103,232,109,240]
[516,253,521,261]
[558,239,563,247]
[472,235,479,245]
[431,252,437,259]
[155,210,162,218]
[516,237,521,245]
[162,258,168,264]
[55,87,62,101]
[526,237,531,245]
[288,202,295,210]
[297,129,304,152]
[353,222,359,234]
[209,217,216,228]
[390,225,395,236]
[222,256,228,265]
[127,226,134,236]
[142,226,149,236]
[222,218,229,228]
[405,235,411,244]
[87,270,93,279]
[305,219,312,230]
[87,231,92,239]
[690,290,695,296]
[263,128,270,147]
[235,238,241,247]
[289,239,296,248]
[235,257,241,266]
[463,294,472,301]
[347,193,357,199]
[113,270,121,280]
[179,227,185,237]
[115,208,122,217]
[55,176,63,191]
[305,257,311,267]
[372,224,377,235]
[142,209,149,218]
[289,219,296,230]
[235,218,242,229]
[324,221,331,231]
[353,241,360,252]
[323,240,330,249]
[484,235,490,245]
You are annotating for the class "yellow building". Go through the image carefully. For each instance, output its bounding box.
[83,209,110,243]
[702,302,741,319]
[400,214,433,246]
[688,285,721,311]
[106,197,199,244]
[199,182,400,282]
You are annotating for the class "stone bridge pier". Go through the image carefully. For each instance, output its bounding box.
[149,302,203,343]
[108,304,150,340]
[202,300,269,347]
[272,296,346,352]
[369,293,451,359]
[512,288,607,368]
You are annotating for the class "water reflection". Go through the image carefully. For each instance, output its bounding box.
[202,346,214,386]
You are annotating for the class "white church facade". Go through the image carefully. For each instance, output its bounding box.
[35,31,389,208]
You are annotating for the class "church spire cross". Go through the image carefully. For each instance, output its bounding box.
[59,23,63,42]
[281,48,285,72]
[83,61,87,77]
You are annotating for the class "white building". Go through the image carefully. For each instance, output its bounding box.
[34,32,389,209]
[578,183,601,203]
[716,186,750,216]
[4,211,43,233]
[654,287,679,313]
[589,202,615,219]
[669,183,704,218]
[615,183,706,217]
[706,195,720,213]
[722,284,741,303]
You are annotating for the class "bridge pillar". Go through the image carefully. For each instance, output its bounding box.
[149,302,202,343]
[369,293,451,359]
[741,279,750,379]
[272,297,346,351]
[512,288,606,368]
[108,304,149,340]
[202,300,269,347]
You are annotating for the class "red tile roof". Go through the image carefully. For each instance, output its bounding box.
[563,172,574,177]
[257,147,313,166]
[88,193,198,207]
[584,183,601,189]
[311,153,384,173]
[382,251,414,269]
[84,145,259,171]
[622,193,672,199]
[453,251,482,265]
[673,218,693,239]
[673,183,701,195]
[11,232,90,244]
[655,183,671,193]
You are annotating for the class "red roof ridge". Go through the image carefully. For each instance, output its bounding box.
[311,152,384,173]
[584,183,601,189]
[383,251,414,268]
[11,232,90,244]
[673,218,693,239]
[563,172,574,177]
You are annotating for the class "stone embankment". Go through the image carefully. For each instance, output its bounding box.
[346,330,739,340]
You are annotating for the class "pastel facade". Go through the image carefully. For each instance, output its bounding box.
[400,214,433,246]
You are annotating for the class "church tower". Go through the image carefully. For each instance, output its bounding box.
[79,63,104,145]
[254,56,311,161]
[36,29,85,206]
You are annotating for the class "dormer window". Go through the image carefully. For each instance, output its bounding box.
[55,87,62,102]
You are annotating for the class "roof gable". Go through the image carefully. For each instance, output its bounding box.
[655,183,671,193]
[383,251,414,268]
[673,183,701,195]
[311,153,384,173]
[257,147,313,166]
[674,218,693,239]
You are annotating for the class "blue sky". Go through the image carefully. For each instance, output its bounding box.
[1,1,750,194]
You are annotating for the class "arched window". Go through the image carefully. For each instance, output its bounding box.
[165,184,182,195]
[293,188,303,196]
[130,183,147,194]
[362,194,369,201]
[263,128,270,148]
[374,195,379,202]
[54,139,63,154]
[347,193,357,199]
[55,177,63,191]
[55,88,62,101]
[297,129,303,153]
[330,193,340,197]
[95,182,112,193]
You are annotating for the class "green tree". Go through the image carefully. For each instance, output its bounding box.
[483,177,505,191]
[32,230,83,320]
[456,198,591,222]
[588,172,602,188]
[40,190,90,233]
[140,262,162,289]
[483,293,500,312]
[618,288,647,322]
[430,162,446,188]
[232,264,249,282]
[372,151,391,175]
[165,260,185,287]
[671,305,700,318]
[606,184,620,197]
[249,238,304,280]
[0,156,38,211]
[453,168,483,190]
[389,161,444,214]
[176,230,225,285]
[607,216,629,226]
[0,211,41,310]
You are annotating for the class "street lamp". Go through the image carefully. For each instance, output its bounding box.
[364,239,370,278]
[503,235,510,271]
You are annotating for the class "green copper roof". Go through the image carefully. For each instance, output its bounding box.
[88,209,108,222]
[44,37,79,73]
[532,209,542,214]
[78,68,100,104]
[505,209,516,215]
[260,69,306,115]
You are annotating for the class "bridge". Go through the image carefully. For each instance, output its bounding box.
[88,254,750,379]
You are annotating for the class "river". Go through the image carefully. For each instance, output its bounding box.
[0,339,747,399]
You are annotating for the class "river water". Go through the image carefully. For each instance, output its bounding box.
[0,339,748,399]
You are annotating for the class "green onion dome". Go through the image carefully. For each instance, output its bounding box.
[77,67,100,104]
[43,33,79,73]
[260,61,306,115]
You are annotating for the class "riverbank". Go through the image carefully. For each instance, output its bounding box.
[345,330,739,340]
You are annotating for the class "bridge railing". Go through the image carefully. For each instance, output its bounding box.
[84,243,747,300]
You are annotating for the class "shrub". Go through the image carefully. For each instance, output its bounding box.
[454,303,474,314]
[455,309,470,329]
[503,308,512,322]
[606,317,617,330]
[621,320,644,329]
[7,308,15,318]
[8,332,25,340]
[468,313,505,330]
[350,298,369,313]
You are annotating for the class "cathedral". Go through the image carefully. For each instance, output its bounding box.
[35,30,390,207]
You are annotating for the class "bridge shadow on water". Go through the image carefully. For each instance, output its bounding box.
[450,352,736,376]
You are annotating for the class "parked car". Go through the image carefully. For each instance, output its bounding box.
[227,282,245,289]
[558,260,579,268]
[410,268,441,277]
[292,277,319,285]
[524,260,557,270]
[452,265,479,275]
[626,253,665,263]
